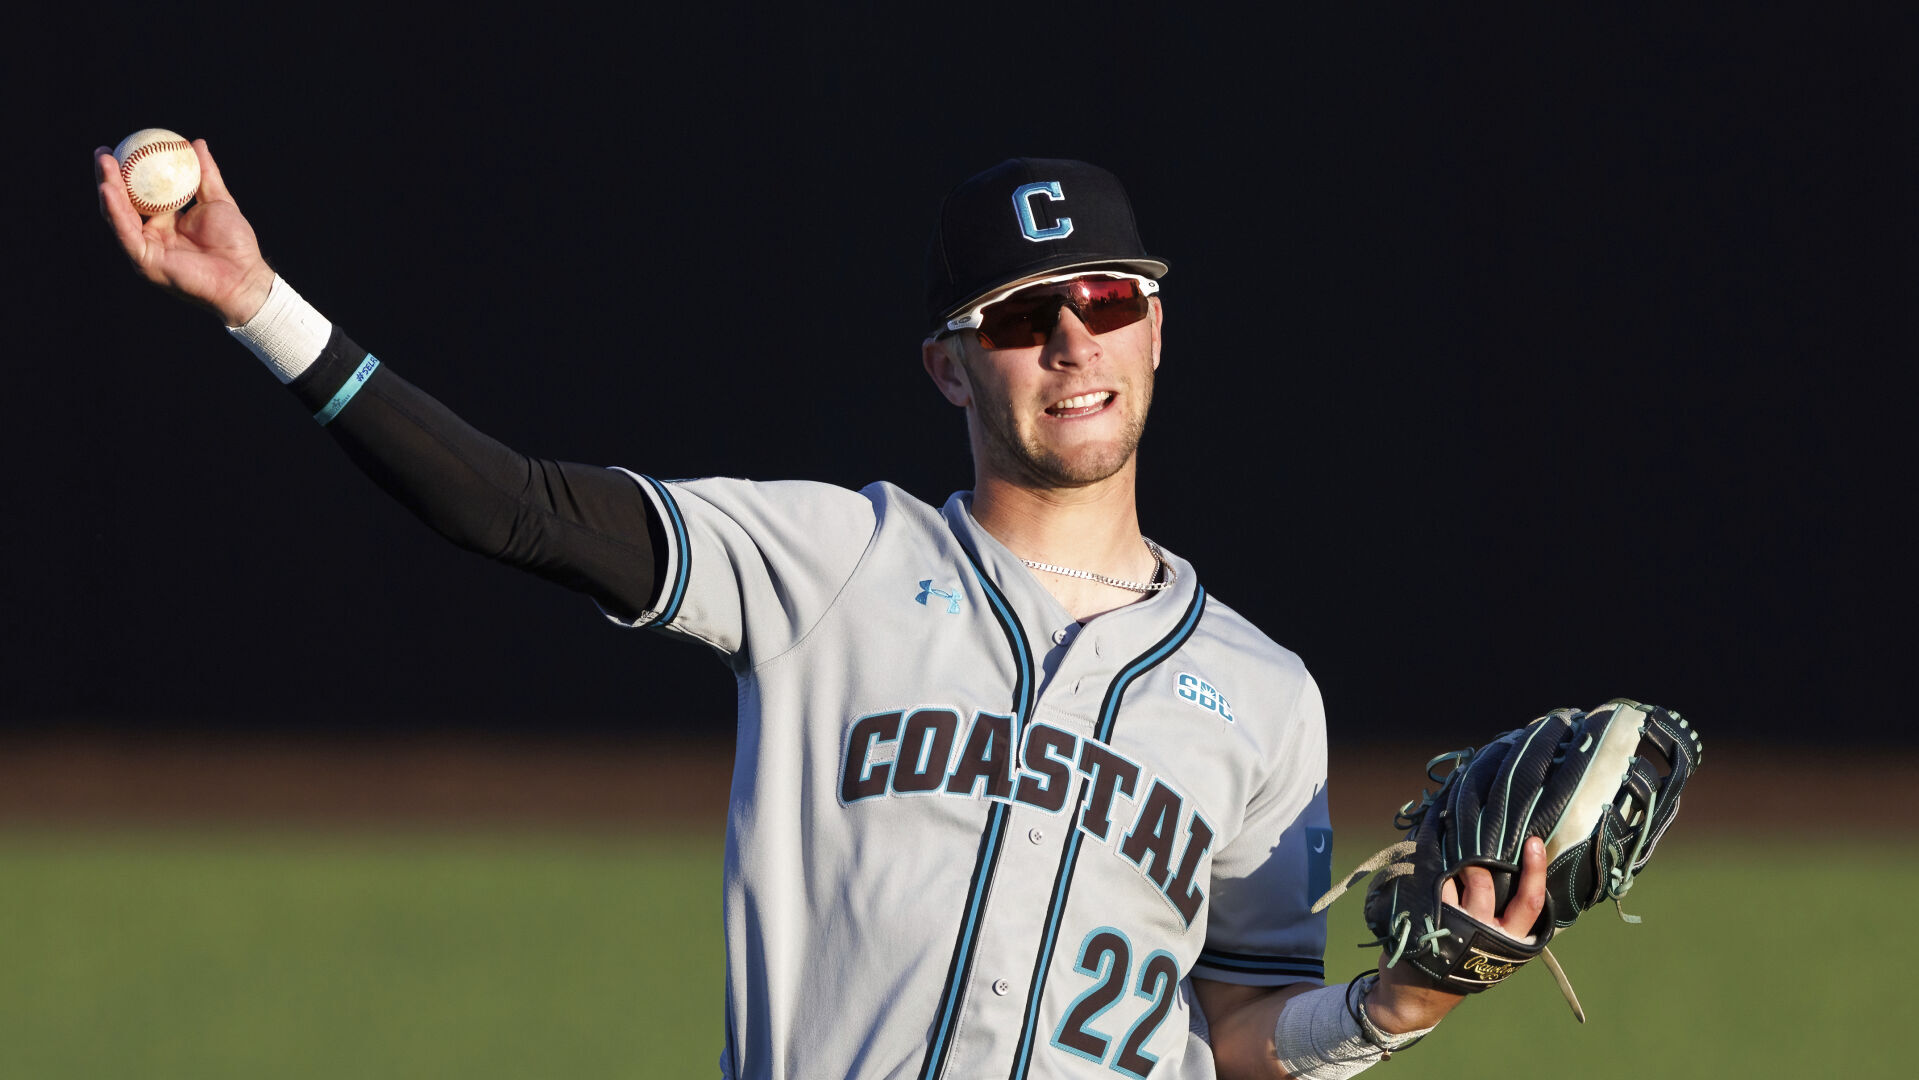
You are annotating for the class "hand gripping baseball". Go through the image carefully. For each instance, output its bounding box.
[94,139,275,327]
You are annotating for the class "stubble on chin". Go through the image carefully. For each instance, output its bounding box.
[977,395,1150,490]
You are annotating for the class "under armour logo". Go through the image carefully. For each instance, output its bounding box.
[917,580,962,614]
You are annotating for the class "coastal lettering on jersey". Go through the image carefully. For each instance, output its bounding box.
[840,708,1214,926]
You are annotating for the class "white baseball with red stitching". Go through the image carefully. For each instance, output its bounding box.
[112,128,200,216]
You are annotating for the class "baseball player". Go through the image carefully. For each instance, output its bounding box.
[96,144,1548,1079]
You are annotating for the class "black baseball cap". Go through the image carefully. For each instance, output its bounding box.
[924,158,1168,330]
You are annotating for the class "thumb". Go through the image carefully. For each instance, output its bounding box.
[193,139,235,205]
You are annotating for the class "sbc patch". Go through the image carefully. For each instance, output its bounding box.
[1175,672,1233,722]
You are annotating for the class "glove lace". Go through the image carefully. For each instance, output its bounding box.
[1602,784,1658,923]
[1310,841,1418,918]
[1310,842,1438,971]
[1414,917,1452,956]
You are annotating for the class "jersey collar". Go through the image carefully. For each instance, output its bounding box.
[939,491,1200,639]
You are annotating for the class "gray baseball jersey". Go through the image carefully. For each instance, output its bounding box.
[607,472,1333,1080]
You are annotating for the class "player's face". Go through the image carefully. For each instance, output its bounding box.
[928,294,1163,491]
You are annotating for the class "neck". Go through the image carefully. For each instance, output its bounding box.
[970,462,1159,621]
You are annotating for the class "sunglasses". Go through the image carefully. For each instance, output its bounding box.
[939,271,1160,350]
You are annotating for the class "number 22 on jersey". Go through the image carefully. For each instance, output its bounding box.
[1051,927,1181,1078]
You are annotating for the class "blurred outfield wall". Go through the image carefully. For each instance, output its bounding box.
[0,733,1903,836]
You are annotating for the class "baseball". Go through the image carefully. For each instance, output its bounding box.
[112,128,200,216]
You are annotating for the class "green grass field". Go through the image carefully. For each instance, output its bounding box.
[0,830,725,1079]
[1318,835,1909,1079]
[0,828,1905,1078]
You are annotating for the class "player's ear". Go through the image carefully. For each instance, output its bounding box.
[1148,296,1163,371]
[922,335,973,407]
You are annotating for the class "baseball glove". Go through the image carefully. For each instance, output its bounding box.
[1312,698,1702,1021]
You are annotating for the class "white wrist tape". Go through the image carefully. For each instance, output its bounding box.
[1272,978,1434,1080]
[227,275,331,384]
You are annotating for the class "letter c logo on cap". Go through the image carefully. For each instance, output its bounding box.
[1012,181,1073,242]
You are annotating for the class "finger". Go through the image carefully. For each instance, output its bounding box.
[95,149,146,252]
[1501,837,1548,936]
[94,148,118,220]
[94,147,113,222]
[1455,865,1496,919]
[193,139,234,205]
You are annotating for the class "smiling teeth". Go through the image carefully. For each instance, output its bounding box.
[1052,392,1112,411]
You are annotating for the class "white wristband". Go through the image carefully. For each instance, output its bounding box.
[226,275,332,384]
[1272,977,1435,1080]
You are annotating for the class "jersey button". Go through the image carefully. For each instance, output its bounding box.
[992,978,1012,996]
[1052,628,1070,645]
[1027,827,1045,844]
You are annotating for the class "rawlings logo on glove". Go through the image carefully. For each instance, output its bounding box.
[1313,699,1702,1021]
[1459,950,1525,983]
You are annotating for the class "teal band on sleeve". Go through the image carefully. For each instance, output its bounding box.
[313,355,380,425]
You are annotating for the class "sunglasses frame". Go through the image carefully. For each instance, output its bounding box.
[934,270,1161,347]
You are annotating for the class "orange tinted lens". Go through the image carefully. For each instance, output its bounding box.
[974,277,1149,349]
[1070,277,1151,334]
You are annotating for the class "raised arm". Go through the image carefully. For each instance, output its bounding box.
[94,140,663,620]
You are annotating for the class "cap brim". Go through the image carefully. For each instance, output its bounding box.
[935,255,1169,326]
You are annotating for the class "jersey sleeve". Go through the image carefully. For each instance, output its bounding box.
[603,473,881,668]
[1191,671,1332,987]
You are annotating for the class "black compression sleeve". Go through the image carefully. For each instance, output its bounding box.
[286,327,665,621]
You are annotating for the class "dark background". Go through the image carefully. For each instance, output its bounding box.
[14,7,1914,743]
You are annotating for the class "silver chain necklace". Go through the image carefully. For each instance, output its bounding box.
[1020,537,1175,592]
